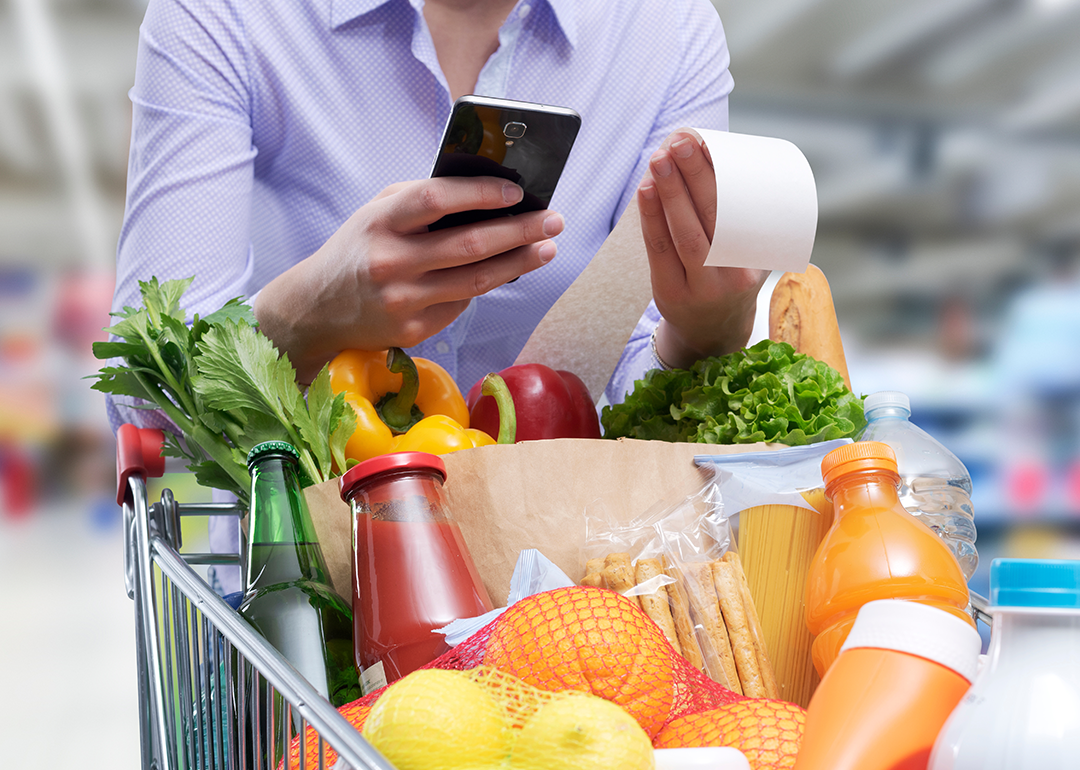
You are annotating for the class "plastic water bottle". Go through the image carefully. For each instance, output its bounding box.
[860,391,978,579]
[929,558,1080,769]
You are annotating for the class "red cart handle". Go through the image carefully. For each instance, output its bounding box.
[116,424,166,504]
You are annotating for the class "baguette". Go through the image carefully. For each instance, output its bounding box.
[634,558,681,655]
[769,263,851,390]
[683,561,741,694]
[722,551,780,699]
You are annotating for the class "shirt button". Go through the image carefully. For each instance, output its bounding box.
[519,4,531,17]
[435,341,450,354]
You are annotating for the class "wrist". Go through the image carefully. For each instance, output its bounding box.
[654,304,757,370]
[254,275,339,385]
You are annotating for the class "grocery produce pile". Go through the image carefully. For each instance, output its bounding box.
[288,586,805,770]
[93,277,865,509]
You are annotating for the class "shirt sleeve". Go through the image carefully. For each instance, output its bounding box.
[604,1,734,408]
[114,0,257,320]
[108,0,256,432]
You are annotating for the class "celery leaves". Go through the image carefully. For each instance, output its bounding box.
[92,277,354,505]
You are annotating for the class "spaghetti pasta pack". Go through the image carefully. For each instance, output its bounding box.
[696,441,846,707]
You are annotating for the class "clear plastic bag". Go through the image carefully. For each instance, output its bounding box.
[580,469,779,696]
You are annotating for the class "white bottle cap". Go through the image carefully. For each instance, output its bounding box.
[864,391,911,412]
[839,599,982,683]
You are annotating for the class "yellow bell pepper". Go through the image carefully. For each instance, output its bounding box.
[329,349,513,464]
[392,414,496,454]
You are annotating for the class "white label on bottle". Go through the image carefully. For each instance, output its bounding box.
[360,660,388,695]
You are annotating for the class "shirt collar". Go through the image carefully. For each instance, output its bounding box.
[330,0,577,47]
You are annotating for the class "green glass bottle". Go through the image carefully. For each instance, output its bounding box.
[238,441,361,707]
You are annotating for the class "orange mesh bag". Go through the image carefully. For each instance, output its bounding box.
[288,586,802,769]
[654,698,806,769]
[286,665,654,770]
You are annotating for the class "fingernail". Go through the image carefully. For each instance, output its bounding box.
[543,213,564,237]
[639,183,657,201]
[652,152,672,177]
[672,138,694,159]
[539,241,557,263]
[503,183,523,204]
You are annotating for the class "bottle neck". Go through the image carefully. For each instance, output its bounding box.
[826,468,904,515]
[245,452,329,589]
[865,405,911,421]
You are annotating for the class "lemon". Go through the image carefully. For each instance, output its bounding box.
[509,692,655,770]
[362,669,511,770]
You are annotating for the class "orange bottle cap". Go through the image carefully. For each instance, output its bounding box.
[821,441,899,487]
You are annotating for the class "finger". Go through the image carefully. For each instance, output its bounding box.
[416,207,564,271]
[380,176,525,233]
[649,147,711,271]
[371,179,418,203]
[668,132,717,239]
[638,175,688,296]
[421,239,559,305]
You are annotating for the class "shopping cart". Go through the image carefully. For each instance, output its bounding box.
[116,424,394,770]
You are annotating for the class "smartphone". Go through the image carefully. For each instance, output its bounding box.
[427,95,581,231]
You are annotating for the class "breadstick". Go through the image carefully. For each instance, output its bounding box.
[580,572,603,588]
[769,263,851,390]
[713,559,766,698]
[633,558,681,655]
[663,560,705,672]
[722,550,780,698]
[683,562,741,694]
[600,552,640,608]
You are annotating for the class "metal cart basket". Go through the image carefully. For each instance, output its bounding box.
[117,425,394,770]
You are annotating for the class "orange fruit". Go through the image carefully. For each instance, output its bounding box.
[283,697,373,770]
[652,698,805,770]
[482,586,677,738]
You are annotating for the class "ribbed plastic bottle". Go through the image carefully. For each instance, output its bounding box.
[929,558,1080,770]
[860,391,978,579]
[794,599,982,770]
[805,441,975,676]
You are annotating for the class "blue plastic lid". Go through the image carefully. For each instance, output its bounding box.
[991,558,1080,608]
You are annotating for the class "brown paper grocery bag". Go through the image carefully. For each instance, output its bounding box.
[303,437,772,606]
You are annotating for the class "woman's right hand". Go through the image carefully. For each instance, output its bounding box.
[254,175,564,383]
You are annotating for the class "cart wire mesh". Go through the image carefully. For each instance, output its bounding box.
[118,425,394,770]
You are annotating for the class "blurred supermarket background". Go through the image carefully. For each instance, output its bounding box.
[3,0,1080,764]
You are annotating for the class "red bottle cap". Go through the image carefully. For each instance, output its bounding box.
[339,451,446,502]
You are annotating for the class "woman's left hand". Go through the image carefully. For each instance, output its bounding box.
[637,127,769,370]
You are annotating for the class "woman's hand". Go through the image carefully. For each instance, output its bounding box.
[637,128,768,370]
[255,175,564,383]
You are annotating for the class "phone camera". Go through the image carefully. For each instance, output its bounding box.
[503,121,527,139]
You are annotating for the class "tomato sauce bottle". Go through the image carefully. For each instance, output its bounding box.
[339,452,493,692]
[805,441,975,676]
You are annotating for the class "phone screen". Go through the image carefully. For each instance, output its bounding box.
[428,98,581,231]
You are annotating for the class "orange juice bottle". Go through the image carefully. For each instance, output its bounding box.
[805,441,974,676]
[795,599,982,770]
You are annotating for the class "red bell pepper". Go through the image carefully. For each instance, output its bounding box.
[466,364,602,442]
